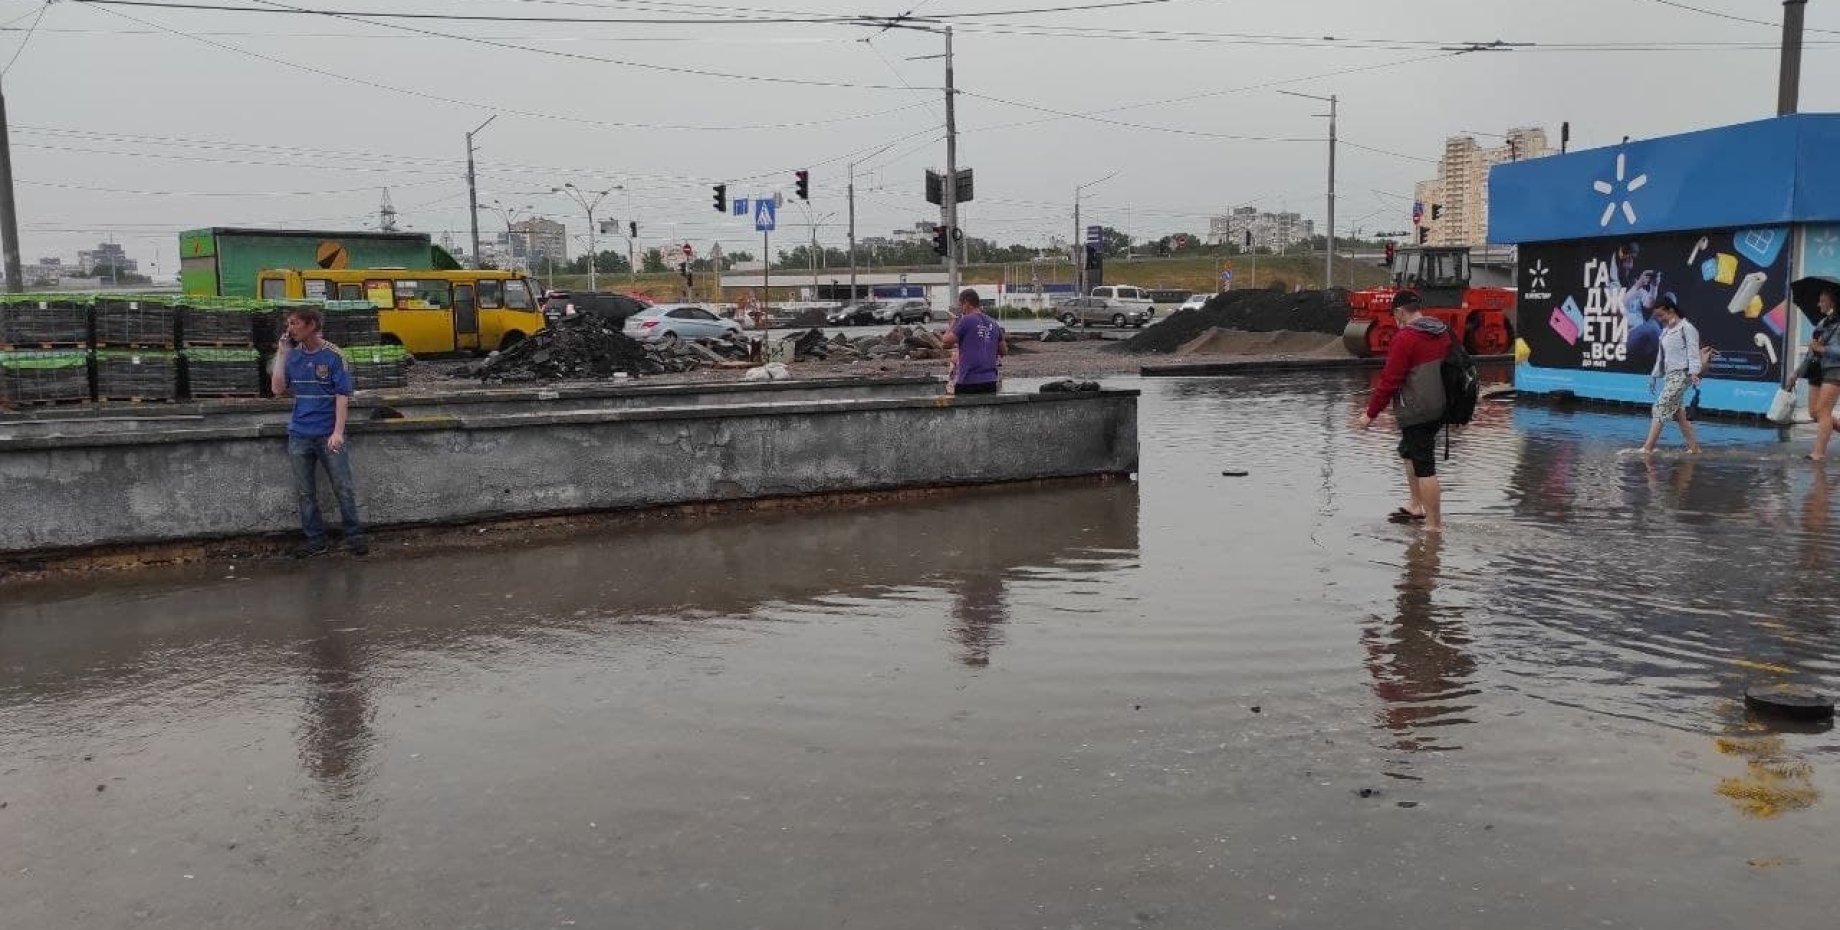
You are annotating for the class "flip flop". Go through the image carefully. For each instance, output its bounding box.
[1387,508,1426,523]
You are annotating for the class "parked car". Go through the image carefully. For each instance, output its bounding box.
[543,290,650,327]
[1089,285,1156,317]
[1177,293,1211,313]
[1055,297,1149,328]
[871,299,934,325]
[826,301,883,326]
[625,304,745,344]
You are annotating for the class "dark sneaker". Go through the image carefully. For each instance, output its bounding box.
[347,539,370,557]
[293,541,331,559]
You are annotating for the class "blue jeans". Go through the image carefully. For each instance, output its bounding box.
[288,434,364,546]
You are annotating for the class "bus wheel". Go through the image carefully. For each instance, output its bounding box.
[499,331,526,352]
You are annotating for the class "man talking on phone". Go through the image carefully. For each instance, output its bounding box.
[271,307,367,558]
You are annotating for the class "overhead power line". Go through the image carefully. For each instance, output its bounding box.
[70,0,1184,25]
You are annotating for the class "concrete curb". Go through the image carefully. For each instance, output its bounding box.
[1138,353,1514,377]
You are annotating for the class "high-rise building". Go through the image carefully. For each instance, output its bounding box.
[77,242,138,277]
[498,218,568,268]
[1413,127,1551,247]
[1207,207,1315,252]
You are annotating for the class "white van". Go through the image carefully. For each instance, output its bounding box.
[1090,285,1155,316]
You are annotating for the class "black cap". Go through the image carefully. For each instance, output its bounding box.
[1392,291,1421,311]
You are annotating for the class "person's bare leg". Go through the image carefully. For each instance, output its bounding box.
[1676,410,1701,454]
[1641,417,1664,455]
[1812,385,1840,460]
[1400,457,1424,516]
[1418,475,1443,532]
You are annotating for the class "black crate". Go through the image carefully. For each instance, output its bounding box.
[94,349,179,401]
[182,348,263,397]
[0,351,91,405]
[343,344,409,391]
[94,299,177,347]
[0,299,90,347]
[258,302,381,350]
[179,306,259,346]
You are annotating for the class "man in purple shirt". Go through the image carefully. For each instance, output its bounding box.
[941,288,1005,395]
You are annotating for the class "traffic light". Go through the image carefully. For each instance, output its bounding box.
[712,184,727,214]
[931,225,949,257]
[794,170,810,201]
[1430,203,1442,221]
[1383,241,1396,265]
[1418,227,1430,244]
[629,221,638,238]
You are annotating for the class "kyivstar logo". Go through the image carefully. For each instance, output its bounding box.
[1592,151,1648,228]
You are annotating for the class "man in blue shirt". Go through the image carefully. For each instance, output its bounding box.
[271,307,367,557]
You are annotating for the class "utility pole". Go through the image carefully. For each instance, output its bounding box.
[848,161,857,305]
[0,76,23,293]
[944,25,960,303]
[465,116,495,269]
[1279,90,1337,289]
[1780,0,1808,115]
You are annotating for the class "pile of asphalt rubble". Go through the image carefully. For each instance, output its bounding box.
[781,325,952,363]
[1116,288,1351,354]
[472,312,749,382]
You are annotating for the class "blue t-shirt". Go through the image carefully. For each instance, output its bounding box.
[284,344,353,438]
[951,312,1003,385]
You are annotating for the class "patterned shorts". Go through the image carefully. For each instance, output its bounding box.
[1653,371,1689,421]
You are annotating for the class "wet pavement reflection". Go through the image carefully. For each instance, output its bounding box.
[5,370,1840,928]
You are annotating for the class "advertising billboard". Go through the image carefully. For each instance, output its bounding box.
[1515,226,1791,413]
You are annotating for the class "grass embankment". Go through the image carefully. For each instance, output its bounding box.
[541,254,1390,302]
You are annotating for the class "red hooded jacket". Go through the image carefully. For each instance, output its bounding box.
[1366,317,1452,422]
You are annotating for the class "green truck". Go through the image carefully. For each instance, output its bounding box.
[180,227,461,298]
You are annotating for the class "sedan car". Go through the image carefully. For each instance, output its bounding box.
[826,302,884,326]
[625,304,745,344]
[1177,293,1211,313]
[543,291,650,327]
[871,299,934,325]
[1055,297,1150,328]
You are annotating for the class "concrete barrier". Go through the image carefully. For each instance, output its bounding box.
[0,388,1138,556]
[0,377,938,439]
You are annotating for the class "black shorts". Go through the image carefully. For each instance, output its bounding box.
[955,381,998,395]
[1397,421,1441,478]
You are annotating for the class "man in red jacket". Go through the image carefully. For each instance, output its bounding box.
[1355,292,1452,532]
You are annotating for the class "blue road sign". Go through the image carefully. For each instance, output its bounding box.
[732,198,750,217]
[754,199,777,232]
[1085,225,1103,245]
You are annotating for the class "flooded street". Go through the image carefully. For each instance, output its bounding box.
[5,370,1840,929]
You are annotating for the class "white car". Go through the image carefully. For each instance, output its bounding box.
[625,304,744,344]
[1089,285,1156,316]
[1177,293,1211,313]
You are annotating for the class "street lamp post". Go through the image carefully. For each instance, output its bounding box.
[1073,171,1119,296]
[464,115,496,269]
[1279,90,1338,289]
[487,200,534,277]
[554,182,618,292]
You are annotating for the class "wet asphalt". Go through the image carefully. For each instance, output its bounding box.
[4,369,1840,929]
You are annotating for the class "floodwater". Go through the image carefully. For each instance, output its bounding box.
[5,370,1840,929]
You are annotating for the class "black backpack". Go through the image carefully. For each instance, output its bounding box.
[1439,339,1480,427]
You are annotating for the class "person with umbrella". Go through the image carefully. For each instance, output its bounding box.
[1793,277,1840,461]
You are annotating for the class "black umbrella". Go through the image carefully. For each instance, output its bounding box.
[1791,275,1840,324]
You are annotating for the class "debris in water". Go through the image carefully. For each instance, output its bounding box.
[1221,469,1249,477]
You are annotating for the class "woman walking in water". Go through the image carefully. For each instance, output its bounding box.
[1805,286,1840,461]
[1640,294,1702,456]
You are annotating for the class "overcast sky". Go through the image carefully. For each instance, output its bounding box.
[6,0,1839,273]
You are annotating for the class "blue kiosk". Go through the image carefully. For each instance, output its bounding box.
[1490,114,1840,416]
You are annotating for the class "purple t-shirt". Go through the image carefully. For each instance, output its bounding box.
[951,312,1003,385]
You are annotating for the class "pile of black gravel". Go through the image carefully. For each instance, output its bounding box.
[1115,289,1351,354]
[474,313,653,381]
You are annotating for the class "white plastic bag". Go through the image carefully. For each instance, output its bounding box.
[1768,387,1797,424]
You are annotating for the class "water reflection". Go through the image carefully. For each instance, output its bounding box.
[1363,536,1476,752]
[297,566,378,801]
[948,568,1009,668]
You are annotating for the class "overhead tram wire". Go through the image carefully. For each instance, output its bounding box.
[75,2,938,133]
